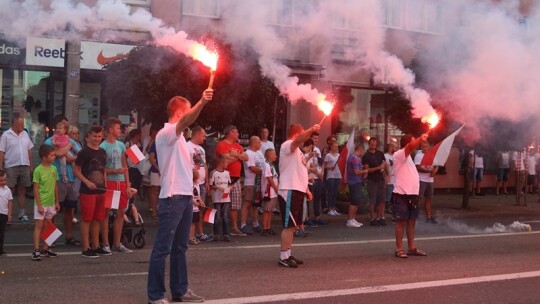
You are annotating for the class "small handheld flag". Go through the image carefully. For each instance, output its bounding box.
[104,190,121,209]
[40,222,62,246]
[203,208,217,224]
[126,145,145,165]
[222,187,230,199]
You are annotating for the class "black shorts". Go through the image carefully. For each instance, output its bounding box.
[393,193,419,221]
[527,175,537,186]
[192,211,200,223]
[278,190,306,228]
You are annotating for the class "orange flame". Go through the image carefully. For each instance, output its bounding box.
[317,99,334,116]
[189,44,218,71]
[422,111,440,129]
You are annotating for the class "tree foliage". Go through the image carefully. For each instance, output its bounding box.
[103,41,279,135]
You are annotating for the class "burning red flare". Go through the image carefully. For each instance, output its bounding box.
[189,44,219,71]
[317,99,334,116]
[422,111,440,129]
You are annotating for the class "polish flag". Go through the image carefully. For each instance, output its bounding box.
[126,145,145,165]
[338,129,356,185]
[40,222,62,246]
[104,190,121,209]
[203,208,217,224]
[420,125,464,166]
[222,187,230,199]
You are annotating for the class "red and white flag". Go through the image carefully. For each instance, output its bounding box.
[420,125,464,167]
[337,129,356,185]
[40,222,62,246]
[221,187,230,199]
[126,145,145,165]
[104,189,121,209]
[202,208,217,224]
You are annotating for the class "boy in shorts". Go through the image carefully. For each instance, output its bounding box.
[32,145,60,261]
[210,155,232,242]
[261,149,278,236]
[74,126,108,258]
[189,170,206,245]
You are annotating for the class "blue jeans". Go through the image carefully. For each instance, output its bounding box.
[147,195,193,301]
[325,178,341,209]
[212,202,230,236]
[309,179,324,217]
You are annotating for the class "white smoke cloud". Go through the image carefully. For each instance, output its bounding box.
[3,0,540,138]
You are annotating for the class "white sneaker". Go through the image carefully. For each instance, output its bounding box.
[334,210,342,215]
[346,220,361,228]
[114,244,133,253]
[353,219,364,227]
[72,217,79,224]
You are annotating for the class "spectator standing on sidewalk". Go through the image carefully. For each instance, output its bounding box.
[0,113,34,224]
[324,140,342,216]
[414,141,439,223]
[241,136,264,235]
[393,134,429,259]
[216,125,248,237]
[526,147,537,194]
[346,143,368,228]
[362,137,389,226]
[259,127,275,155]
[0,170,13,256]
[277,123,320,268]
[469,149,484,196]
[496,149,511,195]
[147,90,213,304]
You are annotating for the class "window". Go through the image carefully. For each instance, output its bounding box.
[264,0,313,26]
[182,0,220,18]
[331,31,358,63]
[405,0,443,34]
[382,0,404,29]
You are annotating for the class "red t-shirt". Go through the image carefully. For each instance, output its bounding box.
[216,140,243,177]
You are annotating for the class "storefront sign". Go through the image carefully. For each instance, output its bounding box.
[0,40,25,65]
[25,37,136,70]
[25,37,66,67]
[80,41,135,70]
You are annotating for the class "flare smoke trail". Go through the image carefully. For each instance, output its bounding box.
[435,218,532,234]
[2,0,540,139]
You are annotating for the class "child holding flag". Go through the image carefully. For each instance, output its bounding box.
[32,145,60,261]
[189,170,206,245]
[261,149,279,236]
[210,155,231,242]
[0,169,12,256]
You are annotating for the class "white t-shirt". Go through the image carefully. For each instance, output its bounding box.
[324,152,341,179]
[0,186,13,215]
[513,151,526,171]
[305,152,322,181]
[393,149,420,195]
[498,151,510,169]
[469,150,484,169]
[192,184,201,212]
[313,146,322,158]
[384,152,395,185]
[261,162,279,199]
[244,149,265,186]
[527,155,536,175]
[279,139,308,193]
[0,128,34,168]
[259,140,275,155]
[186,141,207,185]
[414,151,434,183]
[155,123,193,198]
[210,169,231,203]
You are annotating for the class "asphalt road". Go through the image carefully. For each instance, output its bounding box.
[2,209,540,304]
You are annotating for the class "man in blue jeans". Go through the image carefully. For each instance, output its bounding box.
[147,89,213,304]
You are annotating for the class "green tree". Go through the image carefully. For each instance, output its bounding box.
[103,43,279,134]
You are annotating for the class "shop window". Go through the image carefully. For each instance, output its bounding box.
[182,0,220,18]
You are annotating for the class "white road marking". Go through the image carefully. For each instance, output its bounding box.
[5,230,540,256]
[204,270,540,304]
[26,272,148,281]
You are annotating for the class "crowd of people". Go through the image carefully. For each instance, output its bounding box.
[4,89,540,303]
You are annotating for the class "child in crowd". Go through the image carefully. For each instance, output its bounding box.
[0,169,13,256]
[32,145,60,261]
[124,188,141,226]
[52,121,72,183]
[190,170,205,245]
[210,155,231,242]
[261,149,279,236]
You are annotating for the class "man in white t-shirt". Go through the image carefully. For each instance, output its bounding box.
[259,128,275,155]
[277,123,320,268]
[241,136,265,234]
[414,142,438,224]
[147,90,212,304]
[187,126,209,200]
[393,133,428,259]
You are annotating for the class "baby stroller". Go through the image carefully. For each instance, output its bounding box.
[107,196,146,249]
